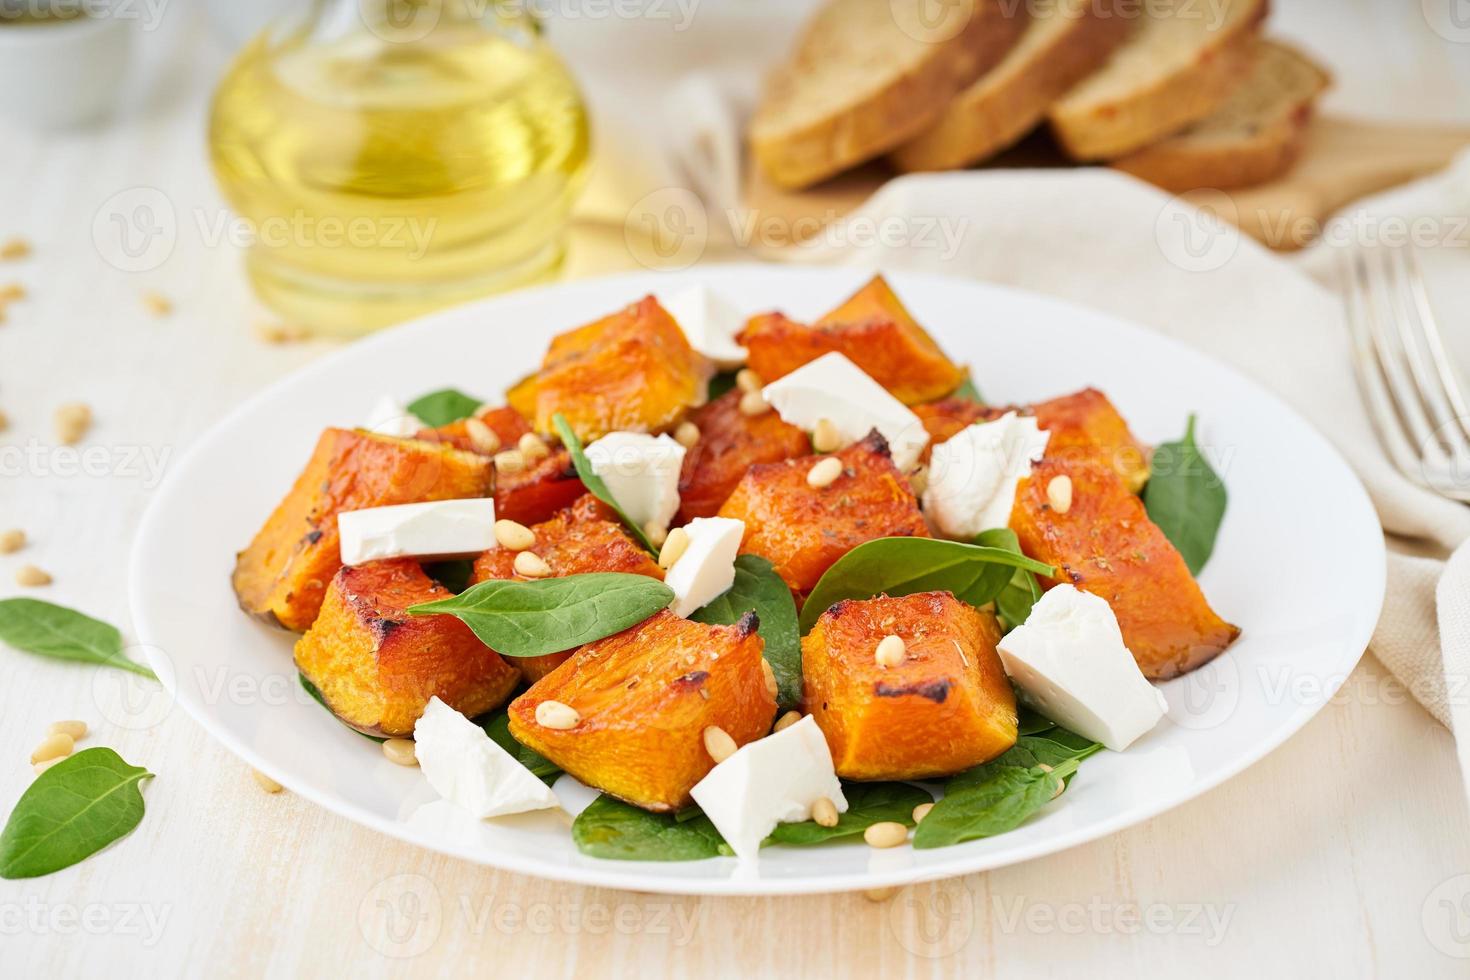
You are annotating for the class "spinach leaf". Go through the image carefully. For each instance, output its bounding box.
[799,538,1054,632]
[765,782,932,846]
[951,373,983,403]
[1143,414,1227,575]
[0,599,156,680]
[406,388,483,427]
[0,748,153,878]
[912,764,1062,849]
[707,371,739,401]
[552,413,658,552]
[571,795,732,861]
[476,709,561,785]
[298,673,385,743]
[1015,703,1057,736]
[690,555,802,709]
[973,530,1043,632]
[409,572,672,658]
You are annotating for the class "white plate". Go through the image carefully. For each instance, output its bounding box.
[129,265,1385,896]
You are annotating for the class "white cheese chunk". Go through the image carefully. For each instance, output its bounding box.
[997,585,1167,752]
[922,412,1049,539]
[690,715,847,860]
[662,285,748,369]
[363,395,426,438]
[413,697,560,819]
[338,498,496,566]
[761,352,928,471]
[665,517,745,617]
[584,431,686,531]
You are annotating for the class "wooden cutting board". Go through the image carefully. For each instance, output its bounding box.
[743,116,1470,252]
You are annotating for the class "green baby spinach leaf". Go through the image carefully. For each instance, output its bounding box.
[408,572,674,658]
[1143,414,1227,575]
[972,528,1043,633]
[799,538,1055,632]
[951,373,984,403]
[1015,703,1058,737]
[0,748,153,879]
[706,370,740,401]
[691,555,802,709]
[552,413,658,552]
[406,388,483,427]
[765,782,932,846]
[0,599,156,680]
[572,795,732,861]
[298,673,385,743]
[476,709,561,785]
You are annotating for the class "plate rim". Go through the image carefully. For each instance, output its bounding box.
[128,262,1387,896]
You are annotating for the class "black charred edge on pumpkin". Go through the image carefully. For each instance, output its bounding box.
[733,610,761,638]
[856,427,890,459]
[673,669,710,689]
[370,618,406,642]
[303,528,324,546]
[874,679,951,703]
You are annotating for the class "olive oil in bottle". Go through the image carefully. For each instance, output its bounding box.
[209,0,590,336]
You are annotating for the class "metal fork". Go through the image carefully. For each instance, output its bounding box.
[1340,243,1470,503]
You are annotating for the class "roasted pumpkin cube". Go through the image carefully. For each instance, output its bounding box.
[511,296,712,441]
[1011,457,1239,680]
[913,398,1002,463]
[718,431,929,594]
[508,610,776,812]
[803,592,1017,780]
[234,429,494,631]
[294,559,520,737]
[676,388,812,521]
[1032,388,1151,494]
[472,494,663,682]
[737,276,964,405]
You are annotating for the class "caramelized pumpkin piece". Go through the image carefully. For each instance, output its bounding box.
[508,610,776,812]
[233,429,493,631]
[912,398,1001,463]
[472,494,663,682]
[717,431,929,594]
[1031,388,1151,494]
[737,275,964,405]
[803,592,1017,780]
[676,388,812,521]
[510,296,712,441]
[294,559,520,737]
[1011,457,1238,680]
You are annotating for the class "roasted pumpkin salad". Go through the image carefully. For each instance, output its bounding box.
[234,275,1238,861]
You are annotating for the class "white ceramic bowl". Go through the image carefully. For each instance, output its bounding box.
[0,7,132,128]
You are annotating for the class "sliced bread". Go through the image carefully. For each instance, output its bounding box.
[1111,39,1330,191]
[749,0,1029,189]
[890,0,1133,172]
[1048,0,1269,161]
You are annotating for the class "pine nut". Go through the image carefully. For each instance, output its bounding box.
[536,700,580,730]
[863,821,909,849]
[518,432,550,461]
[15,565,51,587]
[141,291,172,316]
[912,802,934,824]
[0,528,24,553]
[48,720,86,740]
[908,465,929,497]
[674,421,700,448]
[0,237,31,260]
[658,527,690,569]
[464,417,500,454]
[811,418,843,454]
[735,368,763,394]
[738,390,769,417]
[773,710,802,733]
[494,519,536,552]
[760,657,778,699]
[643,521,668,549]
[382,738,418,766]
[30,732,73,764]
[863,887,900,903]
[806,456,843,489]
[54,402,92,445]
[811,796,839,828]
[875,634,906,668]
[1047,475,1073,514]
[0,282,25,302]
[1051,776,1066,800]
[514,550,551,578]
[252,769,284,794]
[33,757,65,776]
[254,321,305,344]
[494,449,526,475]
[702,725,737,763]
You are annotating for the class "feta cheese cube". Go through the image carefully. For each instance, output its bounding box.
[363,395,426,438]
[338,498,496,566]
[690,715,847,860]
[584,431,686,531]
[413,697,560,818]
[761,352,928,471]
[661,285,748,369]
[997,585,1167,752]
[665,517,745,617]
[922,412,1049,539]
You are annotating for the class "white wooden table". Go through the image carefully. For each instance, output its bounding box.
[3,2,1469,975]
